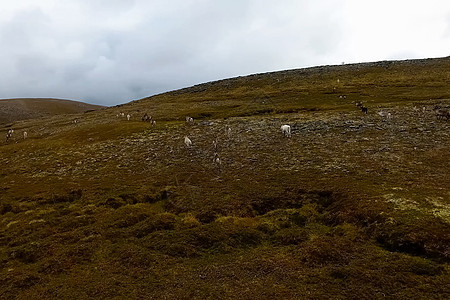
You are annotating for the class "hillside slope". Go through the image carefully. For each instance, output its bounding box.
[0,98,105,124]
[0,57,449,299]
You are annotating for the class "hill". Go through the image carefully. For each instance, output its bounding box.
[0,98,105,124]
[0,57,449,299]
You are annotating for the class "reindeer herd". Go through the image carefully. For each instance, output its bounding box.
[3,100,449,148]
[5,129,27,143]
[133,101,448,166]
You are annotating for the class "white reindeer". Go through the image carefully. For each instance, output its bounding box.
[127,114,131,121]
[184,136,192,147]
[23,131,28,139]
[225,125,231,136]
[378,111,392,120]
[6,129,13,142]
[213,153,221,165]
[281,125,291,137]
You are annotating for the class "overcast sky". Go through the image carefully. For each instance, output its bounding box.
[0,0,449,106]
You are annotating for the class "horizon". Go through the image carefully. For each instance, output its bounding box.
[4,55,449,106]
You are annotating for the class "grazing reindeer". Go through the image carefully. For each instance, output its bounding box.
[142,113,152,122]
[355,101,363,108]
[225,125,232,137]
[185,116,194,123]
[212,138,221,167]
[281,125,291,137]
[212,138,219,152]
[213,153,221,165]
[361,106,368,114]
[5,129,13,143]
[378,111,392,120]
[184,136,192,147]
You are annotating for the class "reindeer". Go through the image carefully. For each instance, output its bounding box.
[142,113,152,122]
[281,125,291,137]
[361,106,368,114]
[5,129,13,143]
[184,136,192,147]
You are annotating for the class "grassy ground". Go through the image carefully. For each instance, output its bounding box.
[0,57,449,299]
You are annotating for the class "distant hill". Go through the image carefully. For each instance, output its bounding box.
[0,98,105,124]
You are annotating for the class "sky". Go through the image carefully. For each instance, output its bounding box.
[0,0,449,106]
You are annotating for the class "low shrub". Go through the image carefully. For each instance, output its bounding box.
[408,257,445,276]
[0,203,13,214]
[142,188,171,204]
[110,211,148,229]
[374,215,450,260]
[9,243,42,264]
[229,228,264,248]
[118,193,138,205]
[301,236,356,266]
[271,227,309,245]
[102,198,126,209]
[51,189,83,203]
[179,213,201,228]
[196,211,218,224]
[132,213,177,238]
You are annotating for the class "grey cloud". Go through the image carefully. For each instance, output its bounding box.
[0,1,347,105]
[1,1,446,106]
[79,0,136,12]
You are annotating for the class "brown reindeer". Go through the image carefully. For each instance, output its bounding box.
[141,113,152,122]
[361,106,368,114]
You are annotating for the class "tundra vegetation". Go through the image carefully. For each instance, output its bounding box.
[0,57,449,299]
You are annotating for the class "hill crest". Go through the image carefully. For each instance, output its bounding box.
[0,98,105,124]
